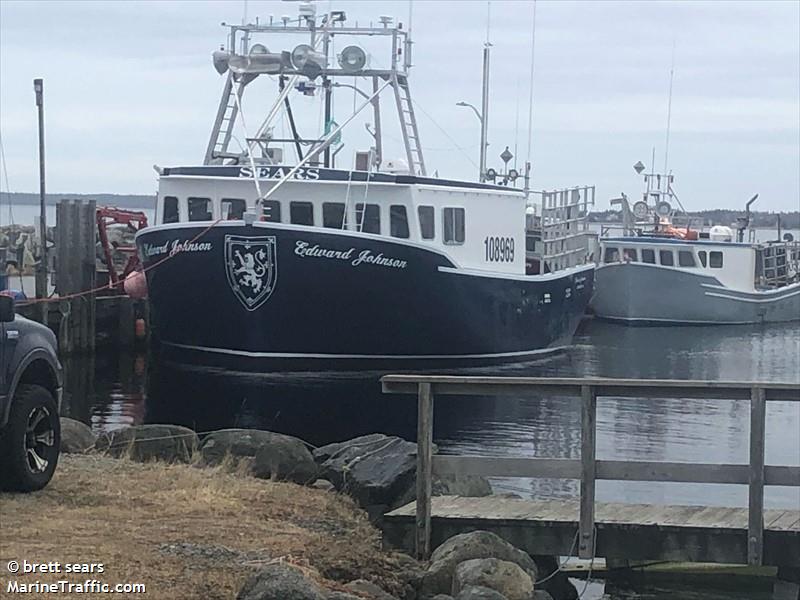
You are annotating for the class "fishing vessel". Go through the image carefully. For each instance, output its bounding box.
[591,165,800,324]
[135,5,594,368]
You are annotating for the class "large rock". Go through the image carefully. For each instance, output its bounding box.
[533,592,554,600]
[314,434,490,512]
[314,434,419,508]
[60,418,97,453]
[454,587,507,600]
[421,531,538,598]
[95,424,198,463]
[452,559,533,600]
[200,429,317,484]
[343,580,399,600]
[237,564,325,600]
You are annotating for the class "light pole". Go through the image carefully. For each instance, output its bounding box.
[456,101,487,182]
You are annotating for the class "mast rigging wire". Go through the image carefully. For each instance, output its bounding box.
[663,39,676,175]
[525,0,537,172]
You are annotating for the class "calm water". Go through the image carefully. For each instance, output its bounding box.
[59,318,799,600]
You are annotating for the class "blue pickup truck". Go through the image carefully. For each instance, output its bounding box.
[0,295,63,492]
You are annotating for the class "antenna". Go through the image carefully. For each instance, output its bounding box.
[664,39,676,175]
[525,0,537,180]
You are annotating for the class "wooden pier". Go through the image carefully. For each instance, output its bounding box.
[380,376,800,593]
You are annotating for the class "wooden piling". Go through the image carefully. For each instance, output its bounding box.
[55,200,96,353]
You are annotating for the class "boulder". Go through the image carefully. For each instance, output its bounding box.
[199,429,317,484]
[95,424,198,463]
[314,434,420,508]
[421,531,538,598]
[314,434,491,512]
[312,479,336,492]
[452,559,532,600]
[454,587,507,600]
[431,596,455,600]
[533,592,554,600]
[237,564,325,600]
[531,556,577,600]
[343,579,399,600]
[60,418,96,453]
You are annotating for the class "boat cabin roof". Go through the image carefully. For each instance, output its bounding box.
[161,165,524,195]
[603,236,756,249]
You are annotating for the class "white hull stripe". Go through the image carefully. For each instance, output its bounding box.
[163,341,567,360]
[600,316,756,325]
[704,289,800,304]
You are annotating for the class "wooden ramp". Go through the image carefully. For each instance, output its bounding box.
[384,496,800,567]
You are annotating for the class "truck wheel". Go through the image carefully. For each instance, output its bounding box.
[0,384,60,492]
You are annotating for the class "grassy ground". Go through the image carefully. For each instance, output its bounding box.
[0,454,415,599]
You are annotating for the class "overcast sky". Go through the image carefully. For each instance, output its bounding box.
[1,0,798,211]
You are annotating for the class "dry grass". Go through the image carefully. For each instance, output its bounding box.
[0,454,414,599]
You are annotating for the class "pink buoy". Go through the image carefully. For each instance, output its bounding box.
[124,270,148,299]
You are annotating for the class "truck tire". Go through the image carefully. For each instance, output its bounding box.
[0,384,60,492]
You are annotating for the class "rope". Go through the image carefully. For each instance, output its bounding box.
[533,526,579,586]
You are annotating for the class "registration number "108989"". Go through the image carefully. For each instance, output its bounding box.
[484,236,515,262]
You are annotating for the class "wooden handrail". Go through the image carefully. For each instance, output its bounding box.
[380,376,800,563]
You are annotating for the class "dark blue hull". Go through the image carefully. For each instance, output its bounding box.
[136,223,594,370]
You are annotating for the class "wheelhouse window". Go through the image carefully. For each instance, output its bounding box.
[641,248,656,264]
[390,205,409,239]
[698,250,707,267]
[290,201,314,226]
[443,207,465,244]
[710,251,724,268]
[678,250,696,267]
[418,205,435,240]
[355,203,380,234]
[221,198,246,220]
[188,197,212,221]
[323,202,345,229]
[603,247,619,263]
[163,196,179,224]
[623,248,638,262]
[262,200,281,223]
[659,250,674,266]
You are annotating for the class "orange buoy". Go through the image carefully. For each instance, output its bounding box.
[134,318,147,339]
[124,270,148,299]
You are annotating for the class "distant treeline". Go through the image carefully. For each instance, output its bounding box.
[0,192,155,209]
[589,209,800,229]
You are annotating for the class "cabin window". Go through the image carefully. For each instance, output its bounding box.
[443,207,465,244]
[698,250,707,267]
[163,196,179,224]
[623,248,638,262]
[418,205,435,240]
[679,250,696,267]
[188,197,212,221]
[641,248,656,264]
[603,247,620,263]
[323,202,346,229]
[710,251,724,268]
[659,250,674,266]
[262,200,281,223]
[355,203,381,234]
[290,201,314,226]
[221,198,246,220]
[390,205,409,239]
